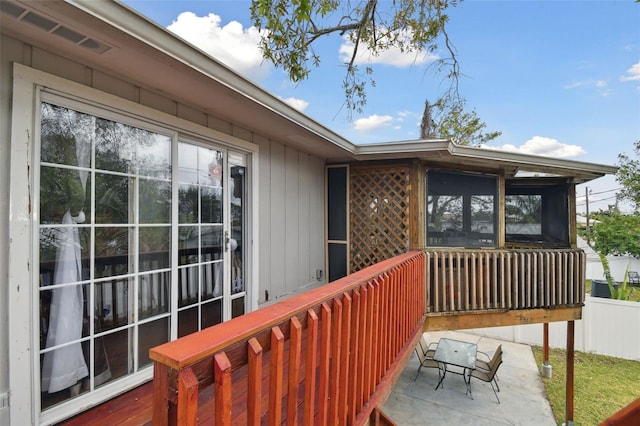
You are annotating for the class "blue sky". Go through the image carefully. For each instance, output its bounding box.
[121,0,639,212]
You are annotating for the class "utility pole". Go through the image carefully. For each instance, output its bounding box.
[585,187,590,245]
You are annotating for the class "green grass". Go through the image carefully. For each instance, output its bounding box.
[531,346,640,425]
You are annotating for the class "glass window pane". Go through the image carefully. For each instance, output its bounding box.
[202,299,222,329]
[39,284,90,350]
[199,147,223,187]
[40,166,91,224]
[178,306,198,338]
[138,318,169,368]
[178,226,199,265]
[139,226,170,272]
[201,187,222,224]
[138,271,170,320]
[95,173,132,224]
[95,227,131,279]
[178,142,198,185]
[95,279,131,331]
[179,184,199,223]
[202,262,222,300]
[201,225,222,262]
[99,328,133,384]
[137,133,171,179]
[39,227,90,286]
[95,120,134,173]
[139,179,171,224]
[40,103,93,170]
[178,265,199,308]
[232,297,245,319]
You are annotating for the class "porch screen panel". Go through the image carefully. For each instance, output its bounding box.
[327,165,348,281]
[427,170,498,248]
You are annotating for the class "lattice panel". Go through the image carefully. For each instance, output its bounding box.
[350,164,411,272]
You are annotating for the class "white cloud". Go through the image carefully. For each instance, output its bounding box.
[278,96,309,112]
[167,12,270,81]
[339,30,438,67]
[564,79,611,97]
[353,114,395,131]
[482,136,586,158]
[620,61,640,82]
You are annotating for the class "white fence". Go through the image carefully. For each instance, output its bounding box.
[466,295,640,361]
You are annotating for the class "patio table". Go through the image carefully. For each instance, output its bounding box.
[433,337,477,394]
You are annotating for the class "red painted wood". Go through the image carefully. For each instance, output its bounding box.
[328,298,343,425]
[269,326,284,426]
[214,352,232,426]
[303,309,318,425]
[247,337,262,426]
[149,252,422,370]
[177,367,198,425]
[338,293,352,426]
[600,397,640,426]
[286,317,302,426]
[317,302,332,426]
[348,289,361,425]
[152,362,169,426]
[357,284,368,411]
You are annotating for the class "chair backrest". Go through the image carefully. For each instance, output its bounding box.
[489,344,503,369]
[415,337,429,363]
[486,351,503,380]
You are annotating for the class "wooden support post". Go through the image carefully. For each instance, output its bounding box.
[565,320,575,426]
[542,322,552,378]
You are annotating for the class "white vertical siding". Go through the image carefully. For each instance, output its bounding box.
[467,295,640,361]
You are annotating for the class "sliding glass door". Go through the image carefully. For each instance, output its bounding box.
[37,98,249,413]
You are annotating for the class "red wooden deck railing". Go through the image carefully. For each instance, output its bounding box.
[150,251,426,425]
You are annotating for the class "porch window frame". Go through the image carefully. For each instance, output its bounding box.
[8,64,259,425]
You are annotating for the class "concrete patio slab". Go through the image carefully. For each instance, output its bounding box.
[383,331,556,425]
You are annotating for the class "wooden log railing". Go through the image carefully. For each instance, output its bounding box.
[150,251,426,425]
[425,248,586,314]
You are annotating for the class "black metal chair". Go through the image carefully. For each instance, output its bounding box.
[468,349,503,403]
[628,271,640,286]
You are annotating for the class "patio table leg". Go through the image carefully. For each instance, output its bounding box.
[435,365,447,390]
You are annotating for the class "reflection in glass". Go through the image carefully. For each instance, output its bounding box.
[100,328,133,384]
[95,279,130,331]
[178,184,199,223]
[178,265,199,308]
[139,179,171,224]
[202,299,222,329]
[138,271,170,321]
[139,226,170,272]
[202,261,222,300]
[201,187,222,224]
[39,227,90,286]
[39,284,90,351]
[199,147,223,187]
[506,194,542,234]
[137,134,171,179]
[178,143,198,185]
[201,225,222,262]
[138,318,169,368]
[178,226,199,265]
[178,306,198,338]
[95,227,131,279]
[232,297,245,319]
[471,195,494,233]
[231,165,245,295]
[95,173,132,224]
[95,120,134,173]
[40,166,91,225]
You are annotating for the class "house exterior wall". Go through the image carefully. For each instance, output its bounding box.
[0,32,326,423]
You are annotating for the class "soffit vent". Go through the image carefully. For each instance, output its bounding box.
[0,1,112,54]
